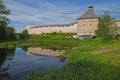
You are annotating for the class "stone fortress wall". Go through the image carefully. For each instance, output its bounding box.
[26,5,120,37]
[27,23,77,34]
[115,20,120,34]
[116,20,120,27]
[26,20,120,35]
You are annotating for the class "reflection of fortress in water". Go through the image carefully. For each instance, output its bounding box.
[27,47,65,57]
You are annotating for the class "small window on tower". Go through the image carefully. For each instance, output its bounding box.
[90,24,91,26]
[83,24,85,26]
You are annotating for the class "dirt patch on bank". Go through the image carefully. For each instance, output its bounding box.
[93,48,120,54]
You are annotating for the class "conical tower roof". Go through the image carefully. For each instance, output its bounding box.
[77,5,98,20]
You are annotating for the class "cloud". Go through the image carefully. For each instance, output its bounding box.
[5,0,81,23]
[5,0,46,22]
[3,0,120,32]
[94,1,120,18]
[4,0,83,32]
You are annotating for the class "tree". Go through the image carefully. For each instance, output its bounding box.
[19,30,29,40]
[95,12,117,41]
[6,27,16,40]
[0,0,10,40]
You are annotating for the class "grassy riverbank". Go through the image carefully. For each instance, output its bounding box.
[0,40,79,50]
[21,38,120,80]
[0,33,120,80]
[0,33,80,50]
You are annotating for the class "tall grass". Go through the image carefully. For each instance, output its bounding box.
[0,33,79,49]
[21,39,120,80]
[1,33,119,80]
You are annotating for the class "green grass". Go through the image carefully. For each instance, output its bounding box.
[0,40,80,51]
[0,33,120,80]
[21,38,120,80]
[0,33,79,50]
[28,33,77,41]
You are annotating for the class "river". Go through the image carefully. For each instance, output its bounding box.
[0,47,66,80]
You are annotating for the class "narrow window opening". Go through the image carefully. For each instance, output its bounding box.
[89,31,91,33]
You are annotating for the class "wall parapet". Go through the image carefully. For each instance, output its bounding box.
[27,22,77,34]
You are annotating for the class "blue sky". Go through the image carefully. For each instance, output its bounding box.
[4,0,120,33]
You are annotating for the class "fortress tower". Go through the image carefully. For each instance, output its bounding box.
[26,4,120,38]
[77,5,99,38]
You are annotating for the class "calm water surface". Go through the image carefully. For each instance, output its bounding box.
[0,47,66,80]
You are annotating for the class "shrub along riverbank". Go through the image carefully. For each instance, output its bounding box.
[0,40,80,50]
[21,38,120,80]
[0,33,119,80]
[0,33,80,50]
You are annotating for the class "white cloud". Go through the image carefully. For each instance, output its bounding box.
[4,0,82,32]
[4,0,81,24]
[5,0,46,22]
[3,0,120,32]
[94,2,120,18]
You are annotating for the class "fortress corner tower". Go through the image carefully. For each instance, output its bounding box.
[77,5,99,38]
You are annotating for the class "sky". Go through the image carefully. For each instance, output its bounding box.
[4,0,120,33]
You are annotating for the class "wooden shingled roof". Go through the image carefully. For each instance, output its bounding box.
[77,5,98,20]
